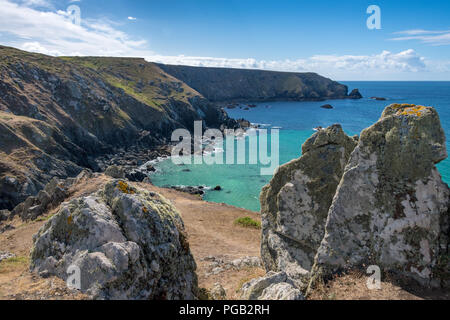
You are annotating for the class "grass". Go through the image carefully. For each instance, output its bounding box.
[234,217,261,229]
[0,256,30,273]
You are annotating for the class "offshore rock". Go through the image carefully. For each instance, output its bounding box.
[30,180,198,299]
[311,104,449,289]
[260,124,357,280]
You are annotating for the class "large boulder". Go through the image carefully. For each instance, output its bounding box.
[240,271,304,300]
[30,180,198,300]
[311,104,449,288]
[260,124,357,280]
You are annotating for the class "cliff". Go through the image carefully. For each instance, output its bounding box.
[157,64,360,102]
[0,46,230,210]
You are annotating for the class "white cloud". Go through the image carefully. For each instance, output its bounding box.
[128,16,137,21]
[391,29,450,46]
[146,49,432,79]
[0,0,448,80]
[0,0,153,56]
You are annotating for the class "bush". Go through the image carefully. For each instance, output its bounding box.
[234,217,261,229]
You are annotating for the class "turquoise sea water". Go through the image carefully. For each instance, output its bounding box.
[151,82,450,212]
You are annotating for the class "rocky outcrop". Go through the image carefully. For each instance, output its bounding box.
[11,170,94,221]
[260,124,357,280]
[240,271,304,300]
[348,89,363,99]
[311,104,449,289]
[30,180,198,300]
[157,64,361,102]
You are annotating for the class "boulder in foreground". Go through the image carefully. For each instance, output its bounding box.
[30,180,198,300]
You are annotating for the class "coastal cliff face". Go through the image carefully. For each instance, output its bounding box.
[0,46,229,210]
[157,64,358,102]
[252,104,449,300]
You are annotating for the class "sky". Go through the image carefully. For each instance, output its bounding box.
[0,0,449,80]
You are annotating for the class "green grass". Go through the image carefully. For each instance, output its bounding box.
[234,217,261,229]
[0,256,30,273]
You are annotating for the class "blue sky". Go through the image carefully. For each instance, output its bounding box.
[0,0,449,80]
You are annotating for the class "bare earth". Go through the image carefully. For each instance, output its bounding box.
[0,176,447,300]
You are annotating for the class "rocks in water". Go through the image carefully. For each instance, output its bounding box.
[260,124,357,279]
[171,186,205,196]
[370,96,387,101]
[210,283,227,300]
[320,104,333,109]
[104,165,125,179]
[0,251,15,263]
[214,186,222,191]
[30,180,198,300]
[202,256,261,276]
[11,170,94,221]
[311,104,449,289]
[240,271,304,300]
[348,88,363,99]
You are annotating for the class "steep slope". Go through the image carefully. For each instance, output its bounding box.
[0,46,229,210]
[157,64,358,102]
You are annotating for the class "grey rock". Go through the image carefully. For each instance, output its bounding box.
[311,104,450,289]
[0,251,15,263]
[260,124,357,277]
[104,165,125,179]
[259,282,304,300]
[30,180,198,300]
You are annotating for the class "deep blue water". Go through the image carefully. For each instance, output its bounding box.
[152,82,450,212]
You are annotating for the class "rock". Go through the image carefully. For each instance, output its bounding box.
[214,186,222,191]
[30,180,198,300]
[0,209,10,222]
[104,165,125,179]
[0,251,15,263]
[370,96,387,101]
[125,170,147,182]
[210,283,227,300]
[259,282,304,300]
[348,89,363,99]
[320,104,333,109]
[146,164,156,172]
[171,186,204,196]
[260,124,357,278]
[311,104,449,289]
[240,271,304,300]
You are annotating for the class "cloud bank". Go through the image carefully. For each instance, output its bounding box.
[0,0,449,80]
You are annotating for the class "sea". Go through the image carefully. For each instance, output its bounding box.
[150,81,450,212]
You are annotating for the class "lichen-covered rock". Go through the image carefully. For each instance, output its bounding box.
[104,165,125,179]
[30,180,198,300]
[240,271,304,300]
[260,124,357,278]
[210,283,227,300]
[311,104,449,288]
[11,170,94,221]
